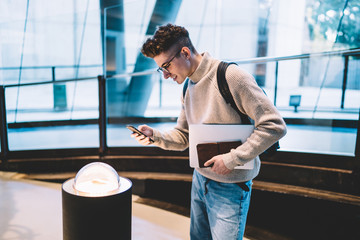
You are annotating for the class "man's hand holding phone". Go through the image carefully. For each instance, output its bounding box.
[127,125,154,145]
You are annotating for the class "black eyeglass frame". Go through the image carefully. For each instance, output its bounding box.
[157,48,182,74]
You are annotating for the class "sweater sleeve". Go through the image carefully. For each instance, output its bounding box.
[221,65,287,169]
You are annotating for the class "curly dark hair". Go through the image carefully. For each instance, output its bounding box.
[141,23,196,58]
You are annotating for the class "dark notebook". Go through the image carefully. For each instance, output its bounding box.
[196,140,242,168]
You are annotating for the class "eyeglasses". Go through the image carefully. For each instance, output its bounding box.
[157,49,182,74]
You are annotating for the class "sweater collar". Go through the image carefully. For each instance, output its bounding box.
[188,52,213,83]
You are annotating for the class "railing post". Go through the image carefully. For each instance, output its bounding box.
[0,86,9,162]
[274,61,278,106]
[159,76,163,108]
[341,55,349,109]
[355,110,360,160]
[52,66,56,82]
[53,66,67,110]
[354,111,360,191]
[98,75,107,156]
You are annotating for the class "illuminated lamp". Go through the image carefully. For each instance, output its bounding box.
[62,162,132,240]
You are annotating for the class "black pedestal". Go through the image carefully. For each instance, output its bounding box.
[62,177,132,240]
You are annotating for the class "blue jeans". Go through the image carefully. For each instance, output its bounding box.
[190,170,252,240]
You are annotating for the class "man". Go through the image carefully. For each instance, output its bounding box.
[131,23,287,240]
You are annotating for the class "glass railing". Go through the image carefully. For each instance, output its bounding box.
[2,75,99,151]
[228,49,359,156]
[2,65,102,123]
[232,49,360,120]
[0,49,359,157]
[0,1,103,151]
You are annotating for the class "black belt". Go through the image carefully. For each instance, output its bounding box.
[236,182,250,192]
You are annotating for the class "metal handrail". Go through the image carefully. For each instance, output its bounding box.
[4,76,99,88]
[231,48,360,64]
[1,64,103,88]
[2,70,159,88]
[0,64,102,70]
[109,69,157,79]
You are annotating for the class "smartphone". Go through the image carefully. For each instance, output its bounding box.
[126,125,154,143]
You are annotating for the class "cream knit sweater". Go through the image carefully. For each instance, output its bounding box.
[152,52,287,183]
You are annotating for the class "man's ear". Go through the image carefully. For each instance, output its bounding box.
[181,47,191,59]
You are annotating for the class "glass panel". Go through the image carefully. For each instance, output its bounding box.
[106,73,176,147]
[0,1,103,84]
[273,54,359,155]
[280,124,357,156]
[235,57,359,156]
[145,75,182,118]
[5,79,98,123]
[8,124,99,151]
[104,0,165,147]
[6,81,99,150]
[1,0,102,150]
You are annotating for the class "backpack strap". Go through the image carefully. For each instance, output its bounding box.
[217,61,251,124]
[182,78,189,98]
[183,62,251,124]
[218,61,279,154]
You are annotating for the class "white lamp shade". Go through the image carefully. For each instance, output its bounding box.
[73,162,120,197]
